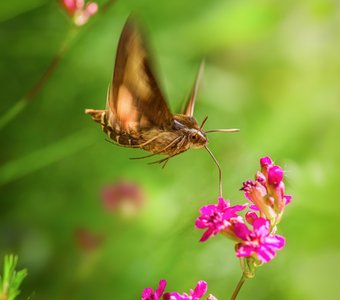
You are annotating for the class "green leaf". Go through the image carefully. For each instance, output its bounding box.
[0,255,27,300]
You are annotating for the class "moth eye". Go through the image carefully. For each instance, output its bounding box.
[191,133,198,141]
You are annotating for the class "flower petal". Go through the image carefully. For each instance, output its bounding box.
[236,244,255,257]
[252,218,270,237]
[260,156,273,167]
[156,280,167,298]
[192,280,207,298]
[142,288,153,299]
[233,222,251,240]
[268,165,284,186]
[199,228,214,242]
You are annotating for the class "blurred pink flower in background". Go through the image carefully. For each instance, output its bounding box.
[74,227,103,252]
[101,180,144,217]
[59,0,98,26]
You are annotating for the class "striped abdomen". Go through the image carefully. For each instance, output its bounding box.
[85,109,140,147]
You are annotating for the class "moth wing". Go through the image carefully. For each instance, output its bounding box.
[183,61,205,117]
[107,19,173,132]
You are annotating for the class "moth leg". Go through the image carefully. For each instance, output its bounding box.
[135,134,163,148]
[129,136,171,159]
[131,132,179,149]
[161,158,170,169]
[130,136,182,160]
[129,153,158,160]
[148,150,184,168]
[148,156,171,165]
[155,136,182,153]
[105,138,137,149]
[105,138,118,146]
[125,134,164,150]
[148,153,179,168]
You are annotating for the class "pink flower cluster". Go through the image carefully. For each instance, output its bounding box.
[142,280,217,300]
[195,156,291,271]
[241,156,291,226]
[141,157,291,296]
[60,0,98,26]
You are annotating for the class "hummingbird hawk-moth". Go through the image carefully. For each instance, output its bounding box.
[85,19,239,186]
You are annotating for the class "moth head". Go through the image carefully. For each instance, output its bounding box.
[188,116,209,148]
[188,129,208,148]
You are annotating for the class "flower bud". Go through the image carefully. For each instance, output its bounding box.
[245,211,258,225]
[260,156,273,168]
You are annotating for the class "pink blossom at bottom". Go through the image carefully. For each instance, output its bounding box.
[164,281,209,300]
[142,280,167,300]
[234,218,285,263]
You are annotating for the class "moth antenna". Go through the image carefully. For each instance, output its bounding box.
[204,146,223,198]
[199,116,208,130]
[205,128,240,133]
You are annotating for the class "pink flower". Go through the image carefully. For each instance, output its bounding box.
[142,280,167,300]
[260,156,273,168]
[245,211,258,225]
[60,0,98,26]
[195,198,247,242]
[74,228,103,252]
[241,156,292,225]
[102,180,144,216]
[267,165,283,186]
[234,218,285,263]
[164,281,215,300]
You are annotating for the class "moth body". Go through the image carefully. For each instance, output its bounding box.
[86,109,208,156]
[85,19,237,167]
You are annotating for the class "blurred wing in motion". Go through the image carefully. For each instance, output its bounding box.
[183,61,205,117]
[107,19,173,132]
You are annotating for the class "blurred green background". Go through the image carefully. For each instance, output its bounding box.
[1,0,340,299]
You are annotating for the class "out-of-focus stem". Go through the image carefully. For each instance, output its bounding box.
[0,27,79,130]
[102,0,115,12]
[0,0,117,131]
[230,274,246,300]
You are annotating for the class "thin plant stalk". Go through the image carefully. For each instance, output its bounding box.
[0,0,117,131]
[0,26,79,130]
[102,0,115,12]
[230,274,246,300]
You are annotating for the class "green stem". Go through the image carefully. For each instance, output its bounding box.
[0,0,117,131]
[230,274,246,300]
[0,129,94,186]
[0,26,79,130]
[102,0,116,12]
[0,100,27,130]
